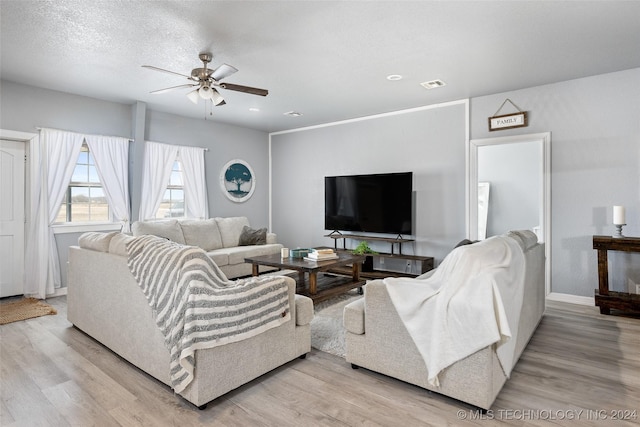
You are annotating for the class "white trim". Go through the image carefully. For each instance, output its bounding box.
[0,129,38,141]
[52,222,122,234]
[547,292,594,307]
[467,132,552,296]
[268,133,273,232]
[269,99,469,136]
[26,287,67,299]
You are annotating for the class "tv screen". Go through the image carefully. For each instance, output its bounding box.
[325,172,413,235]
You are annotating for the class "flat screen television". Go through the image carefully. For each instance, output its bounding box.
[324,172,413,235]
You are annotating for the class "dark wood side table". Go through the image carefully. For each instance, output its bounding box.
[593,235,640,314]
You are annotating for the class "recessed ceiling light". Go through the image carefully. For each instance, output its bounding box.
[386,74,403,81]
[284,111,303,117]
[249,107,260,112]
[421,79,446,89]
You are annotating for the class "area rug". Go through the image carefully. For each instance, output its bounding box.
[310,290,362,358]
[0,297,57,325]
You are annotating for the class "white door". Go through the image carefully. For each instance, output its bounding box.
[0,140,25,297]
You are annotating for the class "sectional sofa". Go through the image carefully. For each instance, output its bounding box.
[343,231,546,409]
[67,228,313,408]
[131,216,282,278]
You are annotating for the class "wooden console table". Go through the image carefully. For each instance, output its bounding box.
[593,235,640,314]
[325,234,434,279]
[325,233,413,255]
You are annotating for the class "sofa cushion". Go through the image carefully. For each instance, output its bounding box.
[109,233,135,257]
[343,297,365,334]
[205,250,230,267]
[132,220,185,245]
[78,231,118,252]
[215,216,250,248]
[225,244,283,265]
[239,225,267,246]
[180,219,223,250]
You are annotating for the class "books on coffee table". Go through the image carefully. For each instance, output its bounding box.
[304,248,339,261]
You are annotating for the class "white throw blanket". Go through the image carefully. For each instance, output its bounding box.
[384,235,525,387]
[127,235,291,393]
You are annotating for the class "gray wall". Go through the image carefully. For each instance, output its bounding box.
[3,67,639,297]
[271,102,467,273]
[478,140,541,237]
[470,68,640,297]
[0,80,270,287]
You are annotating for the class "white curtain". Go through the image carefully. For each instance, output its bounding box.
[179,145,208,219]
[85,135,131,232]
[138,141,179,221]
[24,129,84,297]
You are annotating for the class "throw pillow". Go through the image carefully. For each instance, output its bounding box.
[216,216,250,247]
[238,225,267,246]
[454,239,477,248]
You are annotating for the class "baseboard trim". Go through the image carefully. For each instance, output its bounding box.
[547,292,594,306]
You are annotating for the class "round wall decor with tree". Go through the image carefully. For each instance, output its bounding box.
[220,159,256,202]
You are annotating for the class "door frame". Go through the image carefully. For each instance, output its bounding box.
[0,129,39,296]
[466,132,551,296]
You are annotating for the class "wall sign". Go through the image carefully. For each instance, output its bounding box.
[488,112,528,131]
[220,159,255,203]
[488,98,528,131]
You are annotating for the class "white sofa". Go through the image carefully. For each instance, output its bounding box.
[67,231,313,408]
[343,231,545,409]
[131,216,282,278]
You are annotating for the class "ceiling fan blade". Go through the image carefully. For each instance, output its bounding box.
[150,83,198,94]
[220,83,268,97]
[211,63,238,81]
[142,65,193,80]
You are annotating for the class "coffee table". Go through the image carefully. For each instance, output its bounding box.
[244,251,366,303]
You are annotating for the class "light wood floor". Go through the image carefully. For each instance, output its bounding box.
[1,297,638,426]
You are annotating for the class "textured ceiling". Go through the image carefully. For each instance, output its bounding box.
[2,1,640,133]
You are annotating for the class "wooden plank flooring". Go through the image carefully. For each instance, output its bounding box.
[1,298,638,426]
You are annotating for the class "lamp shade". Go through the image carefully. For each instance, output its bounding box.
[198,85,213,99]
[186,89,199,104]
[211,88,225,106]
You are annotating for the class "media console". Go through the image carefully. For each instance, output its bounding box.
[325,233,434,279]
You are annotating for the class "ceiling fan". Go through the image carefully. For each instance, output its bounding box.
[142,52,268,106]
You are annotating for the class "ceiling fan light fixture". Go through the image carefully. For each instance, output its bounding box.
[186,89,200,104]
[199,85,214,99]
[211,88,225,106]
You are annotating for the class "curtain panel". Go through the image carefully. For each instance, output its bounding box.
[179,145,208,219]
[138,141,208,221]
[138,141,179,221]
[85,135,131,231]
[24,128,131,298]
[24,129,84,297]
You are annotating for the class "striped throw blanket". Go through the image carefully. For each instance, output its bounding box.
[126,235,290,393]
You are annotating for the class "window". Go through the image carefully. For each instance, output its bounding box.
[155,160,185,219]
[55,143,110,223]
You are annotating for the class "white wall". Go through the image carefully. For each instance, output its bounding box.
[470,68,640,297]
[271,101,468,271]
[478,140,541,237]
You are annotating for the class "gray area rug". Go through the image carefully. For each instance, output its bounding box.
[261,270,362,358]
[310,290,362,358]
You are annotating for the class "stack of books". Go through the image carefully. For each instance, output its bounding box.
[304,248,339,261]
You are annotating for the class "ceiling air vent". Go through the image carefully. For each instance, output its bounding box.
[420,79,446,90]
